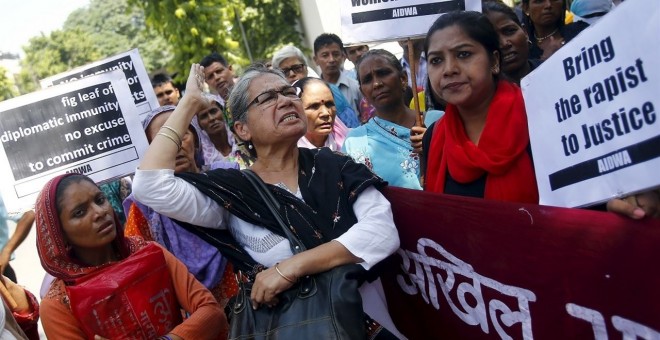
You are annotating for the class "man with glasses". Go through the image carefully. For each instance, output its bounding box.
[151,73,180,107]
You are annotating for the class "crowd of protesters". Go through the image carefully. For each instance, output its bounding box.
[2,0,657,339]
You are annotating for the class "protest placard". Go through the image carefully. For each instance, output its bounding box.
[521,0,659,208]
[41,49,158,122]
[340,0,482,45]
[0,70,149,213]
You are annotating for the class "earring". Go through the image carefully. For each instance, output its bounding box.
[248,143,253,150]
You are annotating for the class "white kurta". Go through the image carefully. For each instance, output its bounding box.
[132,169,405,338]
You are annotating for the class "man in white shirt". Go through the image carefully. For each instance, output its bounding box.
[313,33,363,117]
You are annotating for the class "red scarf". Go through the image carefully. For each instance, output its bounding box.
[36,173,146,283]
[425,81,539,204]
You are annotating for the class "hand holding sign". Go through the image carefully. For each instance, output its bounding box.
[607,190,660,220]
[521,0,660,208]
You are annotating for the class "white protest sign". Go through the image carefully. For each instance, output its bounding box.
[0,70,149,213]
[41,49,158,122]
[521,0,660,208]
[340,0,482,45]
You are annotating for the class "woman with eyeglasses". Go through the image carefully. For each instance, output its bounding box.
[132,64,404,338]
[272,45,361,128]
[271,45,314,84]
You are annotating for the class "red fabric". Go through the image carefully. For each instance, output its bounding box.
[12,289,40,340]
[65,243,182,339]
[35,173,146,283]
[124,202,154,241]
[380,187,660,339]
[425,81,539,203]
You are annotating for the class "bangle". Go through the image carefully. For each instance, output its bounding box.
[275,264,297,284]
[161,125,183,143]
[158,336,173,340]
[157,132,182,151]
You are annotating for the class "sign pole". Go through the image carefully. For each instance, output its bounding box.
[407,38,423,127]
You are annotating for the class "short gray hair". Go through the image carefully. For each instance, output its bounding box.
[271,45,308,69]
[228,65,288,124]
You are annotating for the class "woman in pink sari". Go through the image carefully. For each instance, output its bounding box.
[293,77,349,151]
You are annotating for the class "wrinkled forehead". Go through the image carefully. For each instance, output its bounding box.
[249,73,290,97]
[357,54,395,74]
[302,81,333,102]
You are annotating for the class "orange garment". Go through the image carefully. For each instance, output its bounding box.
[124,202,238,306]
[210,262,239,308]
[124,202,154,240]
[40,245,227,340]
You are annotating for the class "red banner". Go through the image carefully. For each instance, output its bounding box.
[380,187,660,340]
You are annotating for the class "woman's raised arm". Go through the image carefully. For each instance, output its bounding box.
[139,64,210,171]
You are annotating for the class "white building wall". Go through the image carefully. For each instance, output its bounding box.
[298,0,403,72]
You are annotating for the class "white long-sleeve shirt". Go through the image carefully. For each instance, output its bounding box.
[131,168,404,338]
[132,169,399,269]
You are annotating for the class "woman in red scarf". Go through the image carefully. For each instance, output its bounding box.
[422,11,659,218]
[36,174,226,339]
[423,11,539,204]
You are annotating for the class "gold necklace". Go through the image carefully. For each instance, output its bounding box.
[534,28,559,44]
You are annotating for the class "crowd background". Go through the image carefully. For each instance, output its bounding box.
[0,0,656,338]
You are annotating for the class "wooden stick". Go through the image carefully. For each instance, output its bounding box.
[407,38,423,127]
[0,280,18,310]
[407,39,426,188]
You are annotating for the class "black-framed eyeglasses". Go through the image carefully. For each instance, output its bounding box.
[280,64,306,75]
[248,85,301,109]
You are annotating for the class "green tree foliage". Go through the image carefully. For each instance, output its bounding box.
[234,0,304,63]
[131,0,304,81]
[0,66,18,101]
[16,0,171,94]
[17,29,101,94]
[63,0,171,72]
